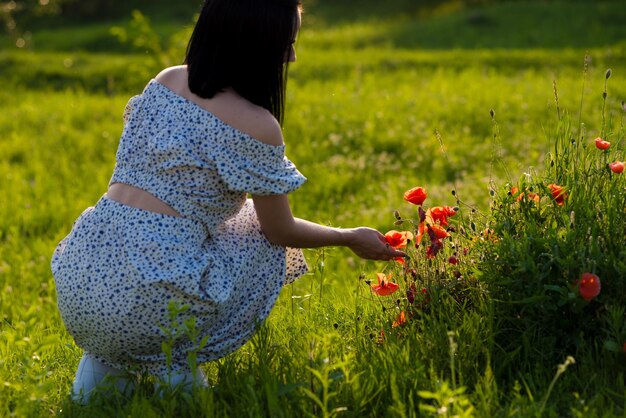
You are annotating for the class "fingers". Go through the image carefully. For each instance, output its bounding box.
[380,243,406,261]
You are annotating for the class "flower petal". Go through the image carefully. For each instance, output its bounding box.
[403,187,427,206]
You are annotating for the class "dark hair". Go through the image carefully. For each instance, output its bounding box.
[184,0,301,125]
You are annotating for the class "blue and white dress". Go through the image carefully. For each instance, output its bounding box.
[51,79,308,375]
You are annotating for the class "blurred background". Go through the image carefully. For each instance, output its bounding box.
[2,0,626,239]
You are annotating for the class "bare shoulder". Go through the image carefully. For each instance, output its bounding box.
[154,66,283,147]
[226,100,284,147]
[154,66,187,90]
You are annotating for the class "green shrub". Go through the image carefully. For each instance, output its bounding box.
[478,68,626,375]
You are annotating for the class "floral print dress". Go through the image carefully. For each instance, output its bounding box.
[51,80,308,375]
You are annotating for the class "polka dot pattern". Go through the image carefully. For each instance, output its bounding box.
[51,80,308,375]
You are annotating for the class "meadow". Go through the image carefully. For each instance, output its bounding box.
[1,0,626,416]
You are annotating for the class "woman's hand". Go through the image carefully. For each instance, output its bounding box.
[343,227,407,261]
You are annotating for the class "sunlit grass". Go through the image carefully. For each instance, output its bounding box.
[2,1,626,416]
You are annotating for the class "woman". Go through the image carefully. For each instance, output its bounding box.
[51,0,405,402]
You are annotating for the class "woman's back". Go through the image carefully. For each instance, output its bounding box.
[111,67,306,234]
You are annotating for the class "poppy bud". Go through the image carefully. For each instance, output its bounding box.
[605,68,612,79]
[603,92,607,99]
[406,286,415,304]
[489,109,495,118]
[333,323,338,329]
[394,210,401,220]
[418,207,426,223]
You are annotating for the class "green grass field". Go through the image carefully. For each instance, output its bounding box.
[1,1,626,416]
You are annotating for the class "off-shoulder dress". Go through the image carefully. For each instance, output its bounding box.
[51,79,308,376]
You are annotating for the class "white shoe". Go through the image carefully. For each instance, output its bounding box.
[72,353,135,403]
[155,367,208,394]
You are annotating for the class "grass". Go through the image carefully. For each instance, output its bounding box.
[1,0,626,416]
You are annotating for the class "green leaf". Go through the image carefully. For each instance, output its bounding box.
[604,340,621,352]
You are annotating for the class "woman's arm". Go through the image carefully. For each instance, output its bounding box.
[252,194,406,261]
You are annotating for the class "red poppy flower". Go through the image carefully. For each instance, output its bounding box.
[578,272,601,301]
[371,273,399,296]
[393,257,405,265]
[403,187,427,206]
[428,224,450,240]
[384,230,414,249]
[448,256,458,265]
[526,192,540,202]
[512,186,539,203]
[609,161,625,174]
[427,206,458,226]
[392,311,407,328]
[595,137,611,150]
[547,184,567,206]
